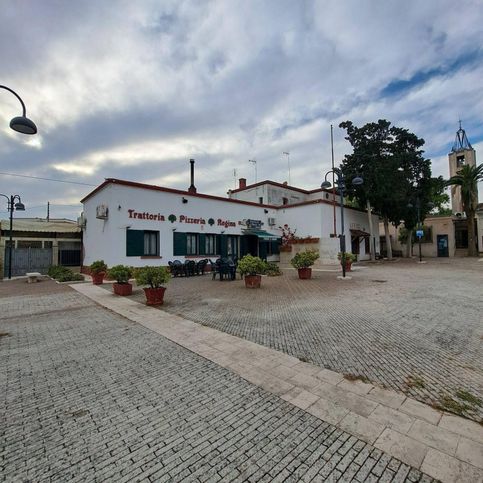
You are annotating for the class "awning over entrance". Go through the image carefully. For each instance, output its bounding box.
[350,229,370,238]
[242,229,280,240]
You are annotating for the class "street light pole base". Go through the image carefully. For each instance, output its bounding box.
[337,275,352,280]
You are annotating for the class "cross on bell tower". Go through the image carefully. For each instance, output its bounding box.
[448,121,476,214]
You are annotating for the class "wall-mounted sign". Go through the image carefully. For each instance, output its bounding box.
[246,219,263,229]
[128,209,165,221]
[127,209,238,228]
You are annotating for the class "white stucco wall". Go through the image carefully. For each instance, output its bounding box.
[82,182,380,267]
[83,184,278,267]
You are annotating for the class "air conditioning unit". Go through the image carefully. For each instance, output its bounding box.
[96,204,109,219]
[77,213,86,228]
[268,217,276,226]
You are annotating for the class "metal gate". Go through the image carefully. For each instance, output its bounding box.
[4,248,53,277]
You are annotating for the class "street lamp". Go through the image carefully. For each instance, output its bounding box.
[0,194,25,279]
[0,85,37,135]
[407,198,433,263]
[321,168,363,278]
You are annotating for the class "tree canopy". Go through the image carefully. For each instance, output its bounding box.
[339,119,444,229]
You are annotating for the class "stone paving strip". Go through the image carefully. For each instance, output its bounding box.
[73,284,483,483]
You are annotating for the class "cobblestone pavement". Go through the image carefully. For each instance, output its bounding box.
[0,280,436,482]
[127,258,483,422]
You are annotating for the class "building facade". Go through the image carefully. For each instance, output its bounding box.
[81,171,380,268]
[0,218,82,277]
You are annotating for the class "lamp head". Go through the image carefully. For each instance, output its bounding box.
[321,181,331,189]
[352,176,363,186]
[10,116,37,135]
[14,202,25,211]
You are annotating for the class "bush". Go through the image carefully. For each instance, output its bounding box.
[107,265,132,284]
[263,261,282,276]
[237,255,265,276]
[134,266,170,288]
[48,265,70,279]
[337,252,357,263]
[290,250,320,269]
[89,260,107,274]
[56,268,84,282]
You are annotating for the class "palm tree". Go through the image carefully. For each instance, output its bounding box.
[446,163,483,256]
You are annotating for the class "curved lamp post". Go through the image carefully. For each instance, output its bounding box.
[0,85,37,135]
[321,168,363,278]
[0,194,25,279]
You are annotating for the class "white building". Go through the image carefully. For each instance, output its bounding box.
[80,162,380,268]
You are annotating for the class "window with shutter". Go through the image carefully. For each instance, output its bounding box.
[173,232,187,256]
[126,229,145,256]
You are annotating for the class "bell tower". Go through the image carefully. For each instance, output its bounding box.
[448,122,476,214]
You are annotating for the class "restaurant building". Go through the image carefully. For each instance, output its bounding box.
[80,161,380,268]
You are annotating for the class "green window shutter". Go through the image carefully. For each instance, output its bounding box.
[173,232,187,256]
[219,235,227,257]
[198,234,206,255]
[126,229,144,256]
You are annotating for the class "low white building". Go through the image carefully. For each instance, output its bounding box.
[80,163,379,268]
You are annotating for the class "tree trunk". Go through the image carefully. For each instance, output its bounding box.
[383,216,393,260]
[366,200,375,261]
[467,212,477,256]
[404,229,413,258]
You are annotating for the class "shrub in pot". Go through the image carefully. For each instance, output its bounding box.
[290,249,320,279]
[263,261,282,276]
[134,266,170,305]
[108,265,133,296]
[89,260,107,285]
[238,255,265,288]
[337,252,357,271]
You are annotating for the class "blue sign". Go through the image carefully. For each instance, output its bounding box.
[416,229,424,238]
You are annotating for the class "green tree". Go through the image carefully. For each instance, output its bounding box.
[339,120,433,260]
[446,163,483,256]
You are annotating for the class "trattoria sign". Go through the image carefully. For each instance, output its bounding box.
[127,209,237,227]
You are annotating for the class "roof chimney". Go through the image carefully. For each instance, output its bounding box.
[188,159,197,193]
[239,178,247,189]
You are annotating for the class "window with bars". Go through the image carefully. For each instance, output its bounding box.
[186,234,198,255]
[205,234,216,255]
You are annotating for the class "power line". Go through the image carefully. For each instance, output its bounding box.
[0,171,97,186]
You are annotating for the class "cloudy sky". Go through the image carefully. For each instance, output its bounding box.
[1,0,482,220]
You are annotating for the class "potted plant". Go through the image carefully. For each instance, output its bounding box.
[290,249,320,279]
[89,260,108,285]
[238,255,265,288]
[108,265,133,296]
[134,266,170,305]
[337,252,357,271]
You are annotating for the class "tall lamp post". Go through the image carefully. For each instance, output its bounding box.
[321,168,363,278]
[0,194,25,279]
[0,85,37,134]
[408,198,423,263]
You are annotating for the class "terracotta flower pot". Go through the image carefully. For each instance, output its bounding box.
[91,272,106,285]
[113,282,132,296]
[297,267,312,279]
[345,261,352,272]
[143,287,166,305]
[244,274,261,288]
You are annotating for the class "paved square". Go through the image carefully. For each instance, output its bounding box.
[128,258,483,422]
[0,279,436,482]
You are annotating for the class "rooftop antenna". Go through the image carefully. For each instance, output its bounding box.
[248,159,257,183]
[233,168,237,189]
[283,151,291,185]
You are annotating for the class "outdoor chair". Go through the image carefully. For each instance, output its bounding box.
[170,260,184,277]
[184,260,196,277]
[195,259,208,275]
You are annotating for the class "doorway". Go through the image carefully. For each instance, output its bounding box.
[437,235,449,257]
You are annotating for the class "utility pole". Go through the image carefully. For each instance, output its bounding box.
[283,152,291,185]
[233,169,237,189]
[47,201,50,221]
[248,159,257,183]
